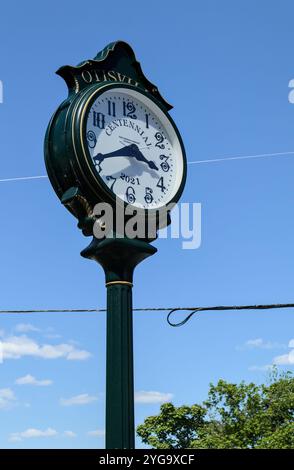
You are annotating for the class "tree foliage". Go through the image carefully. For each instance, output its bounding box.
[137,370,294,449]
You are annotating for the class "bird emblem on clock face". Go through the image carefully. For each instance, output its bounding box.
[85,87,185,210]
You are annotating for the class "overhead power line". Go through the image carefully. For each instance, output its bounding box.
[166,303,294,327]
[0,175,48,183]
[1,151,294,183]
[0,303,294,327]
[188,151,294,165]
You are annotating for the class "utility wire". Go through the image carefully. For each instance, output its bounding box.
[0,303,294,327]
[0,307,183,314]
[0,175,48,183]
[1,151,294,183]
[0,307,182,313]
[188,151,294,165]
[166,303,294,327]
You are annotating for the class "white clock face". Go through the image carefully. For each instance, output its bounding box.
[85,87,184,209]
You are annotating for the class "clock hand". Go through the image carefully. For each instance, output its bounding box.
[132,146,159,170]
[94,145,136,162]
[119,136,152,152]
[120,140,150,152]
[93,144,158,171]
[119,136,140,145]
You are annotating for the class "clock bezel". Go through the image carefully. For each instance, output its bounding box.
[72,82,187,218]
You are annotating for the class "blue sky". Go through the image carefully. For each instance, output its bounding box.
[0,0,294,449]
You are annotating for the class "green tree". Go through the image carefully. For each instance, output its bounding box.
[137,371,294,449]
[136,403,206,449]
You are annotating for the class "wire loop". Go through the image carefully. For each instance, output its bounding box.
[167,308,200,327]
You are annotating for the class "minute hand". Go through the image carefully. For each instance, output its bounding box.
[93,144,158,171]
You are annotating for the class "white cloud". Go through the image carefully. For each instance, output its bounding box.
[248,365,273,372]
[135,391,173,404]
[273,339,294,366]
[240,338,286,350]
[87,429,105,438]
[0,335,91,361]
[60,393,98,406]
[15,324,40,333]
[0,388,16,410]
[243,337,294,369]
[44,334,62,340]
[64,431,77,438]
[66,349,90,360]
[274,349,294,365]
[9,427,57,442]
[15,374,53,386]
[246,339,265,348]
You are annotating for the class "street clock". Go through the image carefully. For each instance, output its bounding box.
[44,41,187,449]
[44,41,186,238]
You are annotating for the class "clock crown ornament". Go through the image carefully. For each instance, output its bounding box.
[44,41,186,240]
[56,40,172,108]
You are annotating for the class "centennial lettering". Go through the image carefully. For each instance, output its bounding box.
[104,118,152,146]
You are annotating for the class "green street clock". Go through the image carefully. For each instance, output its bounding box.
[44,41,187,449]
[44,41,186,238]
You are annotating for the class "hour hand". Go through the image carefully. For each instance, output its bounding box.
[133,148,158,170]
[119,141,158,170]
[93,144,158,171]
[93,145,136,162]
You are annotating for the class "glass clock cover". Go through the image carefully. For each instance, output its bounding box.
[85,87,184,210]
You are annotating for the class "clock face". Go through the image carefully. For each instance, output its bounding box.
[85,86,185,210]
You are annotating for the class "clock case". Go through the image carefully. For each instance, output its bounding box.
[44,41,187,240]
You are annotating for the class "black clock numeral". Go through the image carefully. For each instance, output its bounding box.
[86,130,97,149]
[145,113,149,129]
[159,155,170,172]
[156,177,166,193]
[93,111,105,129]
[107,100,116,117]
[155,132,165,149]
[105,175,117,191]
[123,101,137,119]
[144,187,153,204]
[93,155,102,174]
[126,186,136,204]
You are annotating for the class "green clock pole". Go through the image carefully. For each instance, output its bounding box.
[44,40,185,450]
[81,236,157,449]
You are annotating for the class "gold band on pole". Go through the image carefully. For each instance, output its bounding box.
[105,281,133,287]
